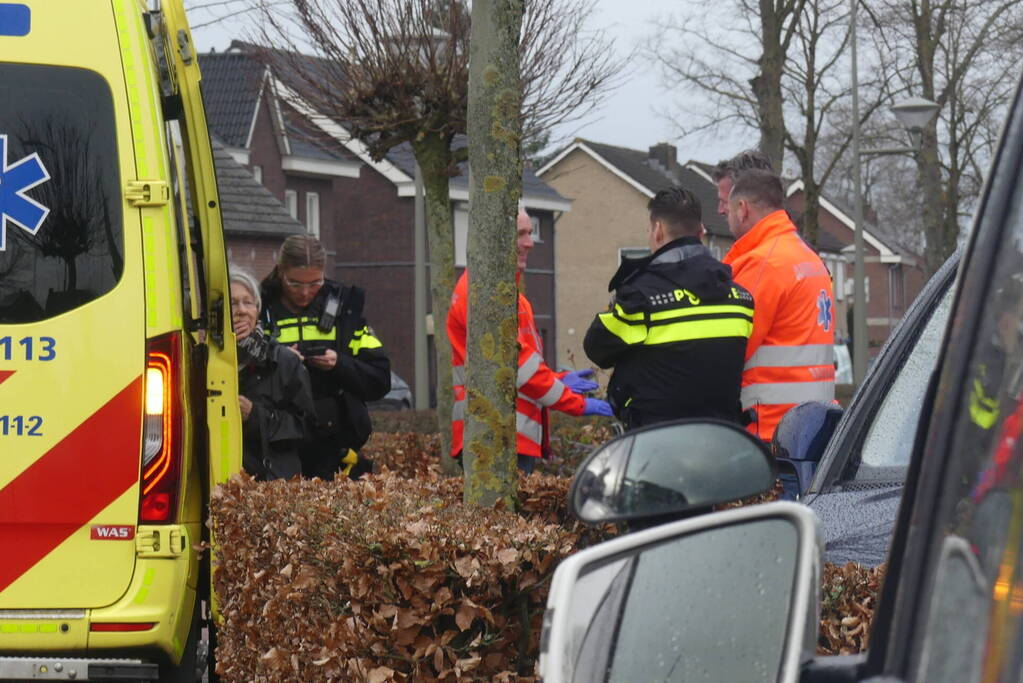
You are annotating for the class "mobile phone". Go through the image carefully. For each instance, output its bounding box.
[304,345,329,356]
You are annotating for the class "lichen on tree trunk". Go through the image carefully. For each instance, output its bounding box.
[411,133,461,476]
[463,0,524,507]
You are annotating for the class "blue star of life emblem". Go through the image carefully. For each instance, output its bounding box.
[817,289,833,331]
[0,134,50,251]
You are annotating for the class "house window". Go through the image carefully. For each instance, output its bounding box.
[284,189,297,219]
[618,247,651,265]
[306,192,320,238]
[252,165,263,184]
[833,259,846,301]
[889,265,905,314]
[531,215,542,243]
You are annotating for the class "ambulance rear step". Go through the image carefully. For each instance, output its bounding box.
[0,656,157,680]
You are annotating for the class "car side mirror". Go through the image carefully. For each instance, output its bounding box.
[771,401,844,498]
[539,502,822,682]
[570,420,775,526]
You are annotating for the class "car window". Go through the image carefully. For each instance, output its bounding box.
[908,170,1023,682]
[568,518,798,682]
[0,64,123,323]
[853,289,953,480]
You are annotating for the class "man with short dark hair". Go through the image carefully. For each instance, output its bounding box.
[724,168,836,442]
[583,186,754,430]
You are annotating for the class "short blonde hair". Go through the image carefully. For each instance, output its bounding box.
[229,266,262,311]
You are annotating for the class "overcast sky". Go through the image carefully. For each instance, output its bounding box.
[188,0,743,164]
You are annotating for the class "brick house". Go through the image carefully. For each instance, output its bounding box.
[199,47,571,398]
[211,139,305,276]
[538,139,924,371]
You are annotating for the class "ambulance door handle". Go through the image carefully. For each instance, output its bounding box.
[126,180,170,207]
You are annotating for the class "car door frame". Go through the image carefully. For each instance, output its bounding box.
[855,74,1023,680]
[806,251,960,495]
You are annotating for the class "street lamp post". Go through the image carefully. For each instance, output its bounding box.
[849,0,939,384]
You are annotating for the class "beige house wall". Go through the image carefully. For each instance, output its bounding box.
[543,149,654,370]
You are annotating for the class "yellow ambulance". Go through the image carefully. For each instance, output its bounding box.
[0,1,241,680]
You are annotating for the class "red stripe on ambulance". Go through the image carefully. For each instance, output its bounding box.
[0,370,14,386]
[0,377,143,593]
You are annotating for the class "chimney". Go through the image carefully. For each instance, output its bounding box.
[648,143,677,171]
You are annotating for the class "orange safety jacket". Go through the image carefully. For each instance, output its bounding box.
[448,270,586,458]
[723,210,836,441]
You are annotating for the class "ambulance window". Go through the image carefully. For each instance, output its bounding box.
[0,64,122,323]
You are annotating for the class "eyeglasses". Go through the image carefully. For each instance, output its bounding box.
[282,276,325,291]
[231,297,259,310]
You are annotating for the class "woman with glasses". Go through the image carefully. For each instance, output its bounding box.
[230,267,315,481]
[259,234,391,480]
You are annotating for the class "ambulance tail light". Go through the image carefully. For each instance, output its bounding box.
[141,332,182,524]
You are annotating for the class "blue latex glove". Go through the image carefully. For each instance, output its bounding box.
[563,368,599,394]
[583,398,614,417]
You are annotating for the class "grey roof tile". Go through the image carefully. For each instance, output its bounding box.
[212,139,306,237]
[199,52,265,148]
[201,46,564,204]
[579,140,731,238]
[385,137,566,202]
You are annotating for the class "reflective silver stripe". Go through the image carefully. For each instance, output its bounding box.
[516,411,544,443]
[519,393,540,407]
[741,380,835,408]
[745,344,834,370]
[452,399,466,421]
[537,379,567,407]
[517,353,543,388]
[452,365,466,386]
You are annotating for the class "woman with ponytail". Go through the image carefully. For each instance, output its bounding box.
[260,234,391,480]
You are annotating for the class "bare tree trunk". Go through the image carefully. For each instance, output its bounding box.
[463,0,524,507]
[411,133,461,475]
[918,125,946,275]
[801,178,824,248]
[753,0,788,171]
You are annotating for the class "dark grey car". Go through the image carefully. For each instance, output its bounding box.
[786,252,960,565]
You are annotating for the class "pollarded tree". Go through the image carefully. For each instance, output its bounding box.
[248,0,623,465]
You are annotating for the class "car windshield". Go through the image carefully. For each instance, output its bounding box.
[849,284,954,481]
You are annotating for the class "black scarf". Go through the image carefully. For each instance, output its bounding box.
[237,326,274,370]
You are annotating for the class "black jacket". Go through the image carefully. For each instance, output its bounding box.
[261,278,390,450]
[584,237,754,428]
[239,342,315,480]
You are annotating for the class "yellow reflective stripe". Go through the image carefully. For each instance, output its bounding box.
[349,327,383,354]
[970,380,999,429]
[276,328,300,344]
[276,328,337,343]
[649,304,754,322]
[614,304,644,321]
[598,311,647,344]
[645,317,752,345]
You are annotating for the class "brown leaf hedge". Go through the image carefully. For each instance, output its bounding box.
[212,429,883,680]
[211,467,610,681]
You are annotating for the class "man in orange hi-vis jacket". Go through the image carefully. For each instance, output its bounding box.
[448,209,613,473]
[723,168,836,442]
